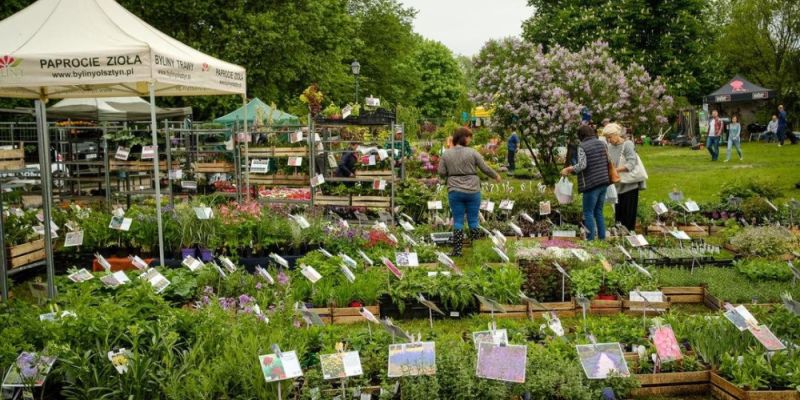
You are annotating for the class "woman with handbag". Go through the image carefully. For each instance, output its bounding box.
[604,123,647,231]
[560,125,612,240]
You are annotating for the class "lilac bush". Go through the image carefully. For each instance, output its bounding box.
[472,38,673,183]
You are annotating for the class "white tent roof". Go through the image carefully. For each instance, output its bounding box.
[48,97,192,121]
[0,0,246,99]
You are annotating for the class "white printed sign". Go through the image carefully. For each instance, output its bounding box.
[115,146,130,161]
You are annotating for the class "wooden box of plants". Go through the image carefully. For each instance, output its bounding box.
[307,307,333,325]
[193,161,234,173]
[529,299,576,318]
[249,173,308,186]
[647,224,709,238]
[331,305,380,325]
[710,371,800,400]
[623,297,671,316]
[631,370,711,398]
[356,170,394,179]
[7,239,46,269]
[244,146,307,158]
[314,195,351,207]
[478,303,530,319]
[109,159,172,172]
[589,298,623,315]
[0,143,24,171]
[660,286,706,304]
[351,195,391,208]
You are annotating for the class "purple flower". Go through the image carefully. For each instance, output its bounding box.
[277,271,289,286]
[255,282,263,290]
[203,286,214,296]
[238,294,253,306]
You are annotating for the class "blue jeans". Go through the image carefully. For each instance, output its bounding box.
[582,185,607,240]
[706,136,720,160]
[448,191,481,230]
[726,138,742,160]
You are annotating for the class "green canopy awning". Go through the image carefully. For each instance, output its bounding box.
[214,98,300,127]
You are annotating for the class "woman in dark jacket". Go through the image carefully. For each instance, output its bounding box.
[560,125,611,240]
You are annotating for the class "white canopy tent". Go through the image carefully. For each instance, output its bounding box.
[48,97,192,121]
[0,0,248,300]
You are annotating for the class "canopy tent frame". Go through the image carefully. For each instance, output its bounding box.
[0,0,247,301]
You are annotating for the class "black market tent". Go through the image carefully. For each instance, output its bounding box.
[48,97,192,121]
[703,75,776,104]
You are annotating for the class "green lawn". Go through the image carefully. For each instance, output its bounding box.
[636,142,800,205]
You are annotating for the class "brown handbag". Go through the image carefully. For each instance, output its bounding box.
[607,151,621,183]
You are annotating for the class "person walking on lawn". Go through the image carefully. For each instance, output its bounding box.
[439,127,501,256]
[507,130,519,173]
[725,115,743,162]
[707,110,723,161]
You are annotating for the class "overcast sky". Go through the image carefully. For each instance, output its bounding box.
[400,0,532,56]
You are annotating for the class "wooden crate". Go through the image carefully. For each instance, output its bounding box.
[314,195,350,206]
[357,170,394,178]
[528,300,576,318]
[647,224,709,238]
[248,174,308,186]
[711,371,800,400]
[193,161,234,173]
[661,286,705,304]
[631,370,710,398]
[704,289,723,311]
[110,160,172,172]
[623,298,671,316]
[479,303,529,319]
[8,239,45,269]
[0,144,24,171]
[331,305,380,325]
[245,147,307,158]
[351,195,391,208]
[590,299,623,315]
[308,307,333,325]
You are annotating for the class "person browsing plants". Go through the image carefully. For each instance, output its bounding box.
[335,141,360,186]
[605,123,647,231]
[560,125,611,240]
[438,127,501,256]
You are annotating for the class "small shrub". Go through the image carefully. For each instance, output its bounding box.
[729,226,795,258]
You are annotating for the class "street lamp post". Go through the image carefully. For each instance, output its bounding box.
[351,60,361,104]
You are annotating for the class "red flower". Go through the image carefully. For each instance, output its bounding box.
[0,55,16,70]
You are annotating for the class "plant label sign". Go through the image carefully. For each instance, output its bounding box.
[480,200,495,213]
[625,234,649,247]
[684,200,700,213]
[100,271,130,289]
[288,156,303,167]
[359,306,379,324]
[310,174,325,187]
[109,216,132,231]
[748,325,786,351]
[499,200,514,211]
[269,253,290,268]
[372,179,387,191]
[63,230,84,247]
[182,256,204,272]
[180,180,198,190]
[141,145,156,160]
[129,255,149,270]
[340,264,356,283]
[259,351,303,382]
[3,352,57,388]
[320,351,363,380]
[68,268,94,283]
[250,159,270,174]
[381,257,403,280]
[289,130,304,143]
[300,264,322,283]
[168,169,183,180]
[140,268,170,294]
[427,200,443,210]
[576,343,630,379]
[670,230,691,240]
[652,202,668,215]
[339,253,357,269]
[95,253,112,272]
[193,207,213,220]
[377,149,389,161]
[472,329,508,346]
[476,342,527,383]
[387,342,436,377]
[493,247,510,263]
[629,291,664,303]
[255,266,275,284]
[395,252,419,267]
[357,250,374,267]
[399,220,414,232]
[650,325,682,362]
[114,146,130,161]
[290,215,311,229]
[669,191,684,202]
[539,201,551,215]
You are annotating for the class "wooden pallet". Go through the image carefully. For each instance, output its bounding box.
[193,161,234,173]
[0,144,24,171]
[331,305,380,325]
[357,170,394,178]
[528,300,576,318]
[661,286,705,304]
[647,224,709,238]
[478,303,530,319]
[314,195,350,206]
[244,147,307,158]
[623,298,671,315]
[8,239,45,269]
[710,371,800,400]
[351,195,391,208]
[631,371,710,398]
[308,307,333,325]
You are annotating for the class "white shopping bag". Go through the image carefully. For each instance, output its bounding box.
[605,184,618,204]
[555,177,573,204]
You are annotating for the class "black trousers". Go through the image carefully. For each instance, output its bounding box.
[615,188,639,231]
[507,150,516,171]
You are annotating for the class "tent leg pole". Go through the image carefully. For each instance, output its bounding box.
[35,100,56,299]
[243,95,250,201]
[0,181,7,302]
[149,83,166,267]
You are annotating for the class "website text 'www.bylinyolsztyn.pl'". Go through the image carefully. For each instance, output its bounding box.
[51,68,135,79]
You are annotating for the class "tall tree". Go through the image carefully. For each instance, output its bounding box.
[522,0,721,103]
[411,39,464,118]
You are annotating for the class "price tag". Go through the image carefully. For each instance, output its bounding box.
[182,256,203,272]
[300,264,322,283]
[499,200,514,211]
[288,157,303,167]
[115,146,130,161]
[168,169,183,180]
[64,231,84,247]
[372,179,387,191]
[181,181,198,190]
[250,159,270,174]
[427,201,443,210]
[141,145,156,160]
[311,174,325,187]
